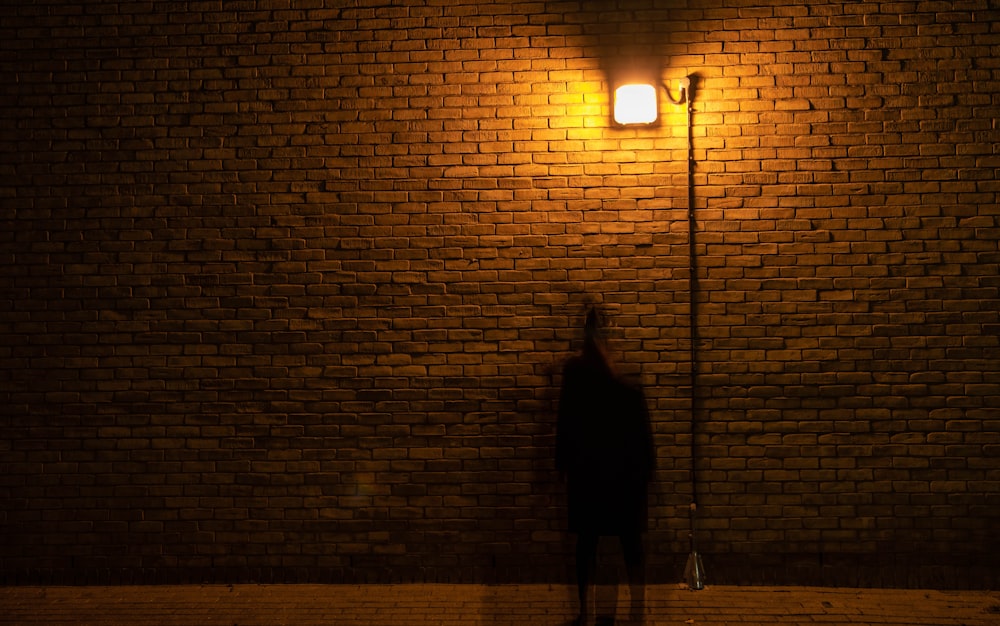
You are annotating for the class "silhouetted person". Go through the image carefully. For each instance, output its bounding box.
[557,308,654,626]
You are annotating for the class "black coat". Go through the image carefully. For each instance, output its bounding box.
[556,350,654,536]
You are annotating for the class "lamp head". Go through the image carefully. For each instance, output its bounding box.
[611,76,691,126]
[613,83,659,126]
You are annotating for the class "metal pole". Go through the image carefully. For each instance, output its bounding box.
[680,77,706,590]
[685,81,697,509]
[663,75,705,589]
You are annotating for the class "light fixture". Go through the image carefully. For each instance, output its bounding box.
[613,83,658,125]
[612,77,691,126]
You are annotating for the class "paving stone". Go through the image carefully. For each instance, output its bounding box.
[1,584,998,626]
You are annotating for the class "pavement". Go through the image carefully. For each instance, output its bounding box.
[1,583,998,625]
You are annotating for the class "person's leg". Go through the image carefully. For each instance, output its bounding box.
[575,532,599,624]
[620,530,645,584]
[620,531,646,624]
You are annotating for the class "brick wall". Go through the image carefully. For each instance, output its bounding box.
[1,0,998,587]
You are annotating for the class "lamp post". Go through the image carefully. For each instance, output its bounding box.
[613,75,705,590]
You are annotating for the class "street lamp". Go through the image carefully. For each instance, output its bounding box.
[612,73,705,589]
[612,77,691,126]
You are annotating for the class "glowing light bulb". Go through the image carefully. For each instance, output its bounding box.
[613,83,658,125]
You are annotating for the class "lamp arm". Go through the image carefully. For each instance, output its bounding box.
[662,76,692,105]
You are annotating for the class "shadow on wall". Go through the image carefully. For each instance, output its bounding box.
[553,0,690,124]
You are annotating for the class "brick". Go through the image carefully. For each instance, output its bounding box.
[0,0,996,589]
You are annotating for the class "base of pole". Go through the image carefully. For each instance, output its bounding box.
[684,551,705,590]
